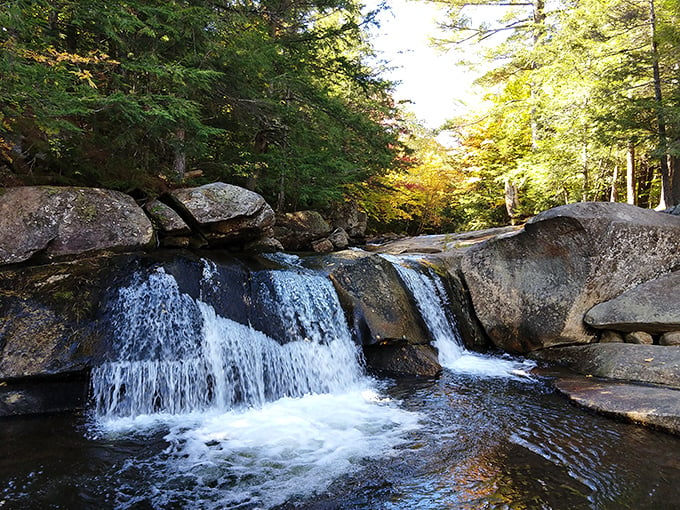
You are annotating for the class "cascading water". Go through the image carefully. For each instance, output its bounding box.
[381,254,535,378]
[89,259,419,509]
[91,265,363,419]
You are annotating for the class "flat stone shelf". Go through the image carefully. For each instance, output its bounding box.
[554,376,680,436]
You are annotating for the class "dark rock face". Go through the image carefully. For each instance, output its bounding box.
[585,271,680,333]
[167,182,275,245]
[0,186,154,265]
[273,210,332,251]
[363,343,441,377]
[0,257,119,379]
[461,202,680,353]
[329,255,431,347]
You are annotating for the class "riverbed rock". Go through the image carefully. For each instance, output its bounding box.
[273,210,332,251]
[599,330,624,343]
[532,344,680,389]
[585,271,680,334]
[554,376,680,435]
[363,343,441,377]
[625,331,654,345]
[329,255,430,347]
[461,202,680,353]
[167,182,275,245]
[0,186,154,265]
[661,332,680,346]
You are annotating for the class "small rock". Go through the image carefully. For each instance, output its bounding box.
[600,330,624,343]
[625,331,654,345]
[311,238,334,253]
[244,237,284,253]
[661,331,680,346]
[328,228,350,250]
[144,199,191,236]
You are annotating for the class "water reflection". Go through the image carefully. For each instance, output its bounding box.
[3,371,680,509]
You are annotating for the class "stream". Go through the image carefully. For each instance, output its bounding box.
[1,254,679,509]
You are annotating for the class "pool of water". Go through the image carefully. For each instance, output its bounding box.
[2,368,679,509]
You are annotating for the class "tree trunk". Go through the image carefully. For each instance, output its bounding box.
[504,179,520,225]
[173,128,186,183]
[626,142,636,205]
[648,0,672,208]
[610,165,618,202]
[671,155,680,206]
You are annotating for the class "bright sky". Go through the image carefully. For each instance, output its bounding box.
[366,0,484,129]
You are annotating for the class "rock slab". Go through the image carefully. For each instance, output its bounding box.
[532,343,680,389]
[0,186,154,264]
[554,377,680,435]
[330,255,431,347]
[461,202,680,352]
[585,271,680,333]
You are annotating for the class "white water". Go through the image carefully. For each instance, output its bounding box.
[382,254,536,379]
[91,262,420,508]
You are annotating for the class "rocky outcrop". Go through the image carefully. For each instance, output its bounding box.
[461,202,680,353]
[327,200,368,241]
[363,343,441,377]
[0,186,154,264]
[273,210,332,251]
[585,271,680,334]
[167,182,275,245]
[329,255,432,348]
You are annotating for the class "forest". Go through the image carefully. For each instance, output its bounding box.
[1,0,679,234]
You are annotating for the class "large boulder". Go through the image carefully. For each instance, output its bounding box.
[273,210,332,251]
[167,182,275,245]
[0,186,154,265]
[461,202,680,353]
[585,271,680,333]
[329,255,431,347]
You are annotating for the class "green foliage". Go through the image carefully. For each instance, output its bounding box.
[0,0,402,209]
[427,0,680,222]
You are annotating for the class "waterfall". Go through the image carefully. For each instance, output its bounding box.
[91,264,363,419]
[382,254,535,378]
[381,254,465,364]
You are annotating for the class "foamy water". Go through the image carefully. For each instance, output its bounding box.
[381,254,537,380]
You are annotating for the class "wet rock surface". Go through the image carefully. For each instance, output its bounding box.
[554,377,680,435]
[329,255,430,347]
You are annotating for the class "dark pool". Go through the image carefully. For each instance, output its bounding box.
[2,370,679,509]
